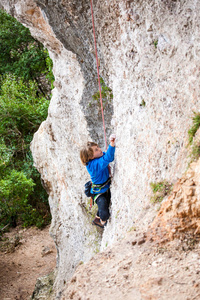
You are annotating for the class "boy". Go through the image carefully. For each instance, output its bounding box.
[80,134,116,228]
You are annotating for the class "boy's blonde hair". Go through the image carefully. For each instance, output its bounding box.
[80,142,98,165]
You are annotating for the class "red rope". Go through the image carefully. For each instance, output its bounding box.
[90,0,108,149]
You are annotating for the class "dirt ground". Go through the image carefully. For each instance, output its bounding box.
[0,225,56,300]
[1,225,200,300]
[62,229,200,300]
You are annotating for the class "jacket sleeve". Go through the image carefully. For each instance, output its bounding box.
[91,145,115,174]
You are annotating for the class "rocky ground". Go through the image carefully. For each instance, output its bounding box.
[62,228,200,300]
[0,225,56,300]
[1,217,200,300]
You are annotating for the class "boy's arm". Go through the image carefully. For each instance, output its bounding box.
[91,145,115,173]
[89,134,116,174]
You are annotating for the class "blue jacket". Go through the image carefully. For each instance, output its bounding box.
[86,145,115,194]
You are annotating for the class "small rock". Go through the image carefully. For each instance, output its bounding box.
[132,240,137,246]
[173,182,182,193]
[183,187,194,196]
[154,277,163,285]
[137,238,146,245]
[41,246,53,257]
[184,179,195,186]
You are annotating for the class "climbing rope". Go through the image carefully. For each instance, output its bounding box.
[90,0,108,149]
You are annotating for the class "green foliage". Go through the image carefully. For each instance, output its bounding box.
[44,50,55,90]
[0,76,49,154]
[140,99,146,107]
[188,112,200,145]
[115,209,120,219]
[150,180,173,203]
[0,76,51,230]
[153,40,158,48]
[189,141,200,162]
[0,9,54,96]
[0,9,53,230]
[91,77,113,110]
[0,170,35,227]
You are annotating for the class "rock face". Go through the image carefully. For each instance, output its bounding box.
[148,158,200,243]
[1,0,200,298]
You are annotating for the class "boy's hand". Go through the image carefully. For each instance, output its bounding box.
[109,134,116,146]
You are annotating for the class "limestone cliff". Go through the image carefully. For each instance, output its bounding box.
[1,0,200,298]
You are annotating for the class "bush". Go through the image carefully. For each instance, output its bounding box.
[0,170,35,228]
[0,9,54,95]
[189,141,200,162]
[0,9,53,231]
[0,76,51,229]
[150,180,173,203]
[188,112,200,145]
[91,77,113,111]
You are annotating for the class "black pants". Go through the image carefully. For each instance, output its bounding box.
[95,189,111,221]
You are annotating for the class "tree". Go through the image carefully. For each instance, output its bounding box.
[0,9,54,230]
[0,9,54,96]
[0,76,51,229]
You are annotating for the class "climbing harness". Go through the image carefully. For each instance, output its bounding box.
[92,177,111,193]
[85,177,111,197]
[90,0,108,149]
[85,177,112,208]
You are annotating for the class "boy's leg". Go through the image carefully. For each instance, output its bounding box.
[96,191,110,222]
[93,189,111,218]
[106,188,111,206]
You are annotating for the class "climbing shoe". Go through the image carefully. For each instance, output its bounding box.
[92,217,105,228]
